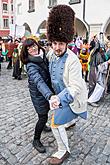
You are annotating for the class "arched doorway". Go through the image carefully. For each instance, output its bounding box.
[23,23,31,37]
[37,19,87,39]
[23,23,31,33]
[37,20,47,34]
[75,18,88,38]
[105,22,110,40]
[102,17,110,40]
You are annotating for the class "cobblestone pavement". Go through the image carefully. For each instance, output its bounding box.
[0,62,110,165]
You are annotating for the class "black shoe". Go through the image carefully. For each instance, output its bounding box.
[43,125,51,132]
[85,80,89,83]
[7,66,12,69]
[107,90,110,94]
[33,139,46,153]
[17,76,22,80]
[13,76,17,79]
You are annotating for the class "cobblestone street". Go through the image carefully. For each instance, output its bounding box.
[0,62,110,165]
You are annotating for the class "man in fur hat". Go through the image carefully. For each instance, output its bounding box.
[47,5,88,165]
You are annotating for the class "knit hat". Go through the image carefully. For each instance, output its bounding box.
[47,4,75,43]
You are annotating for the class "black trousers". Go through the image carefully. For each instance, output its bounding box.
[34,113,48,140]
[82,70,88,82]
[7,57,12,69]
[12,59,22,79]
[107,74,110,93]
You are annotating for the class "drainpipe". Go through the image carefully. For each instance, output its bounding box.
[83,0,90,41]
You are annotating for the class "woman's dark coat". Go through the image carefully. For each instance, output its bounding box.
[26,55,53,114]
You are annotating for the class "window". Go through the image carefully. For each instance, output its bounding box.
[3,3,8,12]
[28,0,35,12]
[11,4,13,11]
[11,18,14,24]
[69,0,81,5]
[48,0,57,8]
[17,3,22,14]
[3,19,9,28]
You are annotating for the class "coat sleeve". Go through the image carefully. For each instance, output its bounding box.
[58,55,87,106]
[27,64,53,100]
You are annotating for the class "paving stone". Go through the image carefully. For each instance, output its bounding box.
[103,138,110,156]
[0,62,110,165]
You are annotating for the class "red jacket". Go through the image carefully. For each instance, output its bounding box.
[5,43,18,57]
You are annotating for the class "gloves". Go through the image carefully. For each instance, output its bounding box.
[49,95,60,110]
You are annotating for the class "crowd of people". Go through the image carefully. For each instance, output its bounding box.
[68,34,110,106]
[0,4,110,165]
[0,36,26,79]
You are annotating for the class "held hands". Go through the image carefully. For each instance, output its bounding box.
[49,95,60,110]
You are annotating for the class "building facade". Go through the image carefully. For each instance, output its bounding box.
[14,0,110,40]
[0,0,14,37]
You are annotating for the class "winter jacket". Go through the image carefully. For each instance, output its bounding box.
[26,55,53,114]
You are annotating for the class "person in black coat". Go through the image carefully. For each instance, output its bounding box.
[20,38,54,153]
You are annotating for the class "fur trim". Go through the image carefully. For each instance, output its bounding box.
[47,5,75,43]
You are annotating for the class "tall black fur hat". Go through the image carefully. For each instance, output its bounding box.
[47,4,75,43]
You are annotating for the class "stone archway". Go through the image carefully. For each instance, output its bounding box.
[37,20,47,34]
[23,23,32,37]
[105,22,110,40]
[106,24,110,40]
[37,19,87,39]
[102,17,110,40]
[23,23,31,33]
[75,18,88,38]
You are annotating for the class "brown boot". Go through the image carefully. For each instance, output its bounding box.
[65,123,76,131]
[49,151,70,165]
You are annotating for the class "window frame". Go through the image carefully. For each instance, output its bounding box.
[17,3,22,15]
[11,18,14,24]
[3,19,9,29]
[48,0,57,8]
[28,0,35,13]
[2,3,8,13]
[11,3,13,12]
[69,0,81,5]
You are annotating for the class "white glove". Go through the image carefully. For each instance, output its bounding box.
[49,95,60,110]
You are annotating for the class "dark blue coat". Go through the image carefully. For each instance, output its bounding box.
[26,55,53,114]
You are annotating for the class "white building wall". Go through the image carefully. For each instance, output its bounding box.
[85,0,110,38]
[15,0,50,35]
[85,0,110,24]
[0,0,2,28]
[8,0,12,26]
[14,0,110,38]
[57,0,83,19]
